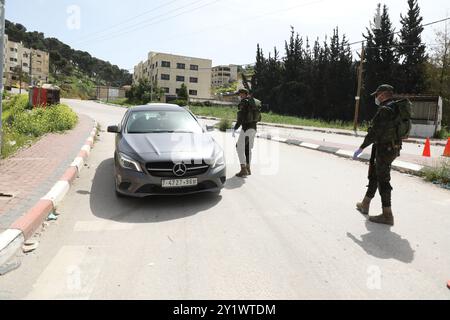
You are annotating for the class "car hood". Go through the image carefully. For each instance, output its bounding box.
[119,132,220,162]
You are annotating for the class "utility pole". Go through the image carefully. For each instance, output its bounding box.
[19,58,22,94]
[0,0,6,155]
[353,43,365,134]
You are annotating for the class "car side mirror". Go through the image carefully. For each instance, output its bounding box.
[107,125,119,133]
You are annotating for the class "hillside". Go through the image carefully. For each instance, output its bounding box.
[5,20,132,98]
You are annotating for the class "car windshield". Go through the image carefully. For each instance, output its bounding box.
[126,110,203,134]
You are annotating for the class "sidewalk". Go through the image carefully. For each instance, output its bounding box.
[0,114,95,234]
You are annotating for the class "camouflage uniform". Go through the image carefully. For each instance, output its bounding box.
[360,99,402,208]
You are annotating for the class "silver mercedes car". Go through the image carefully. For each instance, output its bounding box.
[107,104,226,197]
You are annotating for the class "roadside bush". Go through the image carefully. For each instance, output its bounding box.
[12,104,78,137]
[422,160,450,185]
[218,119,232,132]
[170,99,188,107]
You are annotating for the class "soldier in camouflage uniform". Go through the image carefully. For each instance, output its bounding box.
[233,89,258,178]
[353,85,403,226]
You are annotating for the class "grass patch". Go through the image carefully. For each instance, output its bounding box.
[188,106,369,131]
[422,160,450,188]
[1,95,78,158]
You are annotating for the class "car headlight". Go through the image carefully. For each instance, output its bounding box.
[118,152,143,172]
[212,151,225,168]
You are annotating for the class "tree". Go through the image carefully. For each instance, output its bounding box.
[362,4,399,120]
[398,0,427,94]
[178,83,189,101]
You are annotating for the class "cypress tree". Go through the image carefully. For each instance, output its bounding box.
[398,0,427,94]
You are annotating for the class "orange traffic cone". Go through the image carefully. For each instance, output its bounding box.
[443,138,450,158]
[422,138,431,157]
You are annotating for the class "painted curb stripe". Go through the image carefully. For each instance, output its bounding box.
[300,142,320,150]
[78,150,89,159]
[317,146,340,154]
[81,145,91,156]
[71,157,84,173]
[11,200,54,240]
[41,181,70,208]
[392,160,423,172]
[336,150,355,158]
[60,167,78,184]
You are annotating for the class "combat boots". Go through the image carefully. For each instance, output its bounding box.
[356,196,372,215]
[236,165,249,178]
[246,164,251,176]
[369,207,394,226]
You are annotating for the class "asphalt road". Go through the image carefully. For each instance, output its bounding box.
[0,99,449,300]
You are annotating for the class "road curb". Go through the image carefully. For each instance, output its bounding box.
[0,120,99,269]
[197,116,447,146]
[256,133,426,177]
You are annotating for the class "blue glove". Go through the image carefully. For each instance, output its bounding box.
[353,148,363,159]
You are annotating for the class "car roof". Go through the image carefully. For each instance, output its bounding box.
[128,104,188,112]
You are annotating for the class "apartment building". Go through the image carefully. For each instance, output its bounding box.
[2,37,50,88]
[134,51,212,100]
[211,64,238,87]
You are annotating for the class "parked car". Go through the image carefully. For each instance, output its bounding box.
[108,104,226,197]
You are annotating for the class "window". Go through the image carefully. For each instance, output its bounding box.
[37,68,42,72]
[9,58,17,62]
[23,53,29,58]
[190,64,199,71]
[190,77,198,83]
[176,76,185,82]
[176,88,181,95]
[161,74,170,81]
[23,63,28,67]
[161,61,171,68]
[162,87,170,94]
[189,90,198,96]
[177,63,185,69]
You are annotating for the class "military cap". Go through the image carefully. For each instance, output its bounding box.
[371,84,394,96]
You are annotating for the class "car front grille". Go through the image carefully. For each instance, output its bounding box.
[146,161,210,178]
[136,181,218,194]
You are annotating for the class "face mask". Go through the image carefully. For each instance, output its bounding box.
[375,97,381,106]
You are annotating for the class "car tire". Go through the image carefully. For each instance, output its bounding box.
[115,189,126,198]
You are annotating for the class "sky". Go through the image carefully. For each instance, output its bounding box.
[6,0,450,72]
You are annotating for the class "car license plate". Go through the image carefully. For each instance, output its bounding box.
[162,178,198,188]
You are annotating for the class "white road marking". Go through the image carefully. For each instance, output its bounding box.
[74,221,134,232]
[26,246,105,300]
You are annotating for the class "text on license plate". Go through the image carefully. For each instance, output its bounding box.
[162,178,198,188]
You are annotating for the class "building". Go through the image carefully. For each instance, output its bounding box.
[211,64,238,87]
[133,51,212,100]
[2,36,50,88]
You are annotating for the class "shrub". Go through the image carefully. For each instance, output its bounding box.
[422,160,450,185]
[218,119,232,132]
[170,99,188,107]
[12,104,78,137]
